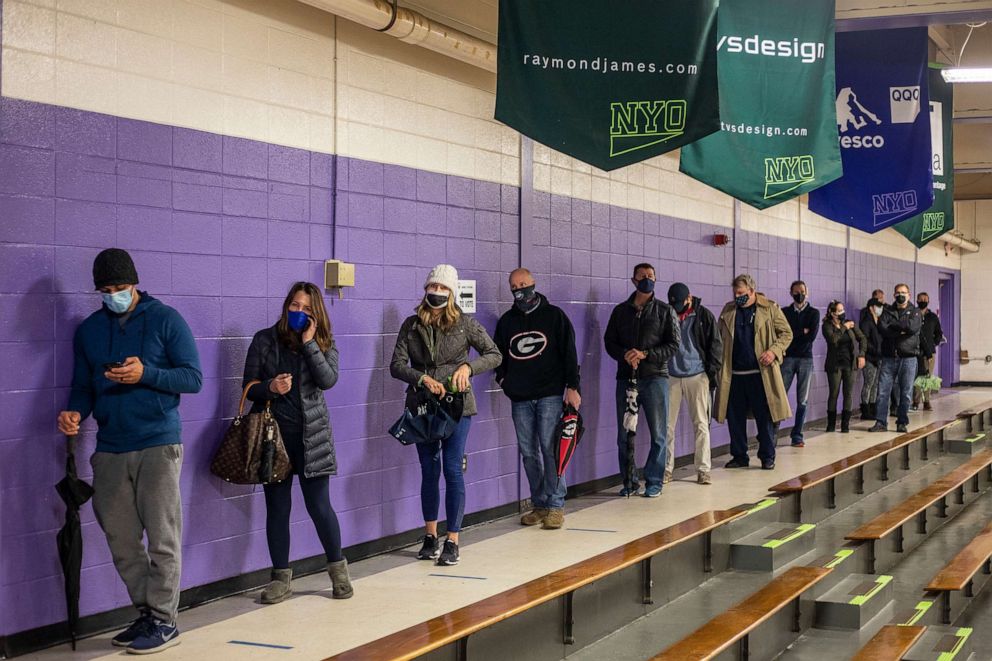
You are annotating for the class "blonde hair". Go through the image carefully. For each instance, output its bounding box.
[417,292,462,331]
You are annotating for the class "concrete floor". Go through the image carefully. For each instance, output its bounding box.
[18,388,992,661]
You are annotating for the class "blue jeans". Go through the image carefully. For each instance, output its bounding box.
[615,377,670,489]
[728,373,776,464]
[416,416,472,533]
[875,357,917,427]
[511,396,566,509]
[780,357,812,443]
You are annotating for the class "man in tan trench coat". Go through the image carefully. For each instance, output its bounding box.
[714,274,793,470]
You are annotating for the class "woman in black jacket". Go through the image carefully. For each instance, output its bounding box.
[858,298,884,420]
[242,281,350,603]
[822,300,867,434]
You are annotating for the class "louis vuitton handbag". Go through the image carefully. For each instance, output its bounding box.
[210,380,292,484]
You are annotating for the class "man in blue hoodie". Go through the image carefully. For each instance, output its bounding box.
[57,249,201,655]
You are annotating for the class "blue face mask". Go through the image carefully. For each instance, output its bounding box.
[102,288,133,314]
[635,278,655,294]
[287,310,311,332]
[735,294,750,307]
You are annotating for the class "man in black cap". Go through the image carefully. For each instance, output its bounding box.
[57,249,202,654]
[663,282,722,485]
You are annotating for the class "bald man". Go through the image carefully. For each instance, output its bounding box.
[495,268,581,530]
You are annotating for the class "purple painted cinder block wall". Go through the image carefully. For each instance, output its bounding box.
[0,103,962,638]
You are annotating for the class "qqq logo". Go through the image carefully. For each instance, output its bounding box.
[890,86,921,124]
[509,331,548,360]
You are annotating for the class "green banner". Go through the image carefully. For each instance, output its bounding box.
[678,0,842,209]
[895,66,954,247]
[495,0,720,171]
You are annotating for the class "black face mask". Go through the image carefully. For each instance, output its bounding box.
[672,298,690,314]
[512,285,539,312]
[425,292,449,309]
[895,294,908,305]
[635,278,655,294]
[837,313,847,323]
[917,300,928,309]
[792,293,806,304]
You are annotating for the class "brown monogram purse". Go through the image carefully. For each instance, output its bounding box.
[210,380,292,484]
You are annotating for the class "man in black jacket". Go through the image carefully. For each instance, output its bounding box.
[859,297,885,420]
[664,283,722,485]
[870,283,923,433]
[912,292,944,411]
[604,263,680,498]
[495,269,581,530]
[780,281,820,447]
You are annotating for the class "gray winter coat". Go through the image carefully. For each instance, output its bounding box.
[390,314,502,417]
[243,326,339,477]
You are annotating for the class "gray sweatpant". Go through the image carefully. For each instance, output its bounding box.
[91,444,183,624]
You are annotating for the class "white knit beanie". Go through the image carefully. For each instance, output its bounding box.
[425,264,459,293]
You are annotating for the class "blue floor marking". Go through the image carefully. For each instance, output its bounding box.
[228,640,294,650]
[567,527,618,533]
[428,573,488,580]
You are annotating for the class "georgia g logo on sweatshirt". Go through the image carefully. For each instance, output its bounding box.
[509,331,548,360]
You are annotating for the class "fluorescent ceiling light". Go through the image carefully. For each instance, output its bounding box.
[941,68,992,83]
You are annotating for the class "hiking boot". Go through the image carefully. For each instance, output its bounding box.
[725,458,749,469]
[112,611,153,647]
[436,539,460,566]
[520,508,548,526]
[897,423,908,433]
[327,559,353,599]
[126,619,179,655]
[923,402,933,411]
[841,411,851,434]
[260,568,293,604]
[697,472,712,485]
[663,471,673,484]
[825,411,837,433]
[869,422,887,433]
[417,534,440,560]
[542,509,565,529]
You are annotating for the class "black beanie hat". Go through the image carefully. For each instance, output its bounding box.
[667,282,690,306]
[93,248,139,290]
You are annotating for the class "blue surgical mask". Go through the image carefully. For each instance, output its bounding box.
[635,278,655,294]
[735,294,750,307]
[102,288,133,314]
[287,310,310,332]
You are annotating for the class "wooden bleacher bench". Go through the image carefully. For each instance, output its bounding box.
[768,420,959,518]
[650,566,832,661]
[326,509,743,661]
[852,624,926,660]
[926,520,992,623]
[957,399,992,432]
[846,448,992,573]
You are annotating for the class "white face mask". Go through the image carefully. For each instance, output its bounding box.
[872,305,883,316]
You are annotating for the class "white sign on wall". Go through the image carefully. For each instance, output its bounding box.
[457,279,476,314]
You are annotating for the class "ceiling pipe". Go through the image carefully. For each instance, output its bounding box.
[296,0,497,72]
[943,232,981,253]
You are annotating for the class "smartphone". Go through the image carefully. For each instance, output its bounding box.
[104,361,125,370]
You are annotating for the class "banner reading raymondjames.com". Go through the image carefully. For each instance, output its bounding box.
[495,0,720,171]
[808,28,933,233]
[895,66,955,248]
[679,0,841,209]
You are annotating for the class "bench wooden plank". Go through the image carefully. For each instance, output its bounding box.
[769,420,959,494]
[650,566,832,661]
[928,521,992,591]
[956,399,992,419]
[852,625,926,660]
[326,509,744,661]
[846,449,992,541]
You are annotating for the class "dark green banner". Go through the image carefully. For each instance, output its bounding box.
[895,66,954,248]
[679,0,841,209]
[495,0,720,171]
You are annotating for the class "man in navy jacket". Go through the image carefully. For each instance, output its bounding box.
[780,280,820,446]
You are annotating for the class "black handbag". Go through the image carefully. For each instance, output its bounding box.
[389,389,464,445]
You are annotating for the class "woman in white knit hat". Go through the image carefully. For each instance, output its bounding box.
[390,264,502,566]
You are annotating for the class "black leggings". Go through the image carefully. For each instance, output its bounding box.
[827,368,857,414]
[263,473,343,568]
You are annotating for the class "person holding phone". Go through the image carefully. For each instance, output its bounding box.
[822,300,867,433]
[389,264,502,566]
[242,281,350,603]
[56,249,202,654]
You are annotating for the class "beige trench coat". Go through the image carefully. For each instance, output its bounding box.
[714,293,794,424]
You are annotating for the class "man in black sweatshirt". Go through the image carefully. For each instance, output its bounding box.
[779,280,820,447]
[495,268,581,530]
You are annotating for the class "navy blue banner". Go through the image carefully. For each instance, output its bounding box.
[808,28,932,233]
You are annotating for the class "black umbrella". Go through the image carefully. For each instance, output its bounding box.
[622,378,640,497]
[56,435,94,650]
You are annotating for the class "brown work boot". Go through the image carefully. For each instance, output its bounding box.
[697,472,712,485]
[542,509,564,529]
[520,508,548,526]
[923,402,933,411]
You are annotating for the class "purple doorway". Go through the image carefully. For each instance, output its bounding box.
[938,273,955,386]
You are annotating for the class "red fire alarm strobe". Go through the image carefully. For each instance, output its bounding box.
[713,233,730,246]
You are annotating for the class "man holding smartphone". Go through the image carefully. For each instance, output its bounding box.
[57,249,202,654]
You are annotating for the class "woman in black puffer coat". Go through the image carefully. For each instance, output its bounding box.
[242,281,351,604]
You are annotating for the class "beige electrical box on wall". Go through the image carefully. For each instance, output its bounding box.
[324,260,355,294]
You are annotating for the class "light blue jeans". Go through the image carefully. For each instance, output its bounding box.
[780,357,813,443]
[511,396,566,509]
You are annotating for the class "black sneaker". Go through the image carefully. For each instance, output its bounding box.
[436,539,460,566]
[868,423,887,432]
[761,460,775,470]
[417,534,440,560]
[896,423,908,433]
[725,458,749,469]
[112,611,153,647]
